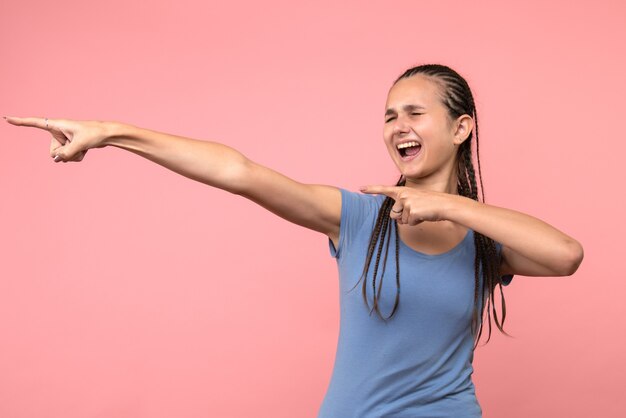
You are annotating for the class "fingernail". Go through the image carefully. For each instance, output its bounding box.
[54,155,61,162]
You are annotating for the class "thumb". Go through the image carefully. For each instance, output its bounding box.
[53,140,82,162]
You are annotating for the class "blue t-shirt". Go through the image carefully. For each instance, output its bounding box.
[317,189,513,418]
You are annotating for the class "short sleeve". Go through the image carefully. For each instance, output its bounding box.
[328,188,379,259]
[495,241,514,286]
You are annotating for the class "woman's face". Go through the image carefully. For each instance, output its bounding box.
[383,75,466,185]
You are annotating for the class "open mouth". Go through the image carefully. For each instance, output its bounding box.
[397,141,422,159]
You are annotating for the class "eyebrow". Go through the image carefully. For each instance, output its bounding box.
[385,104,426,116]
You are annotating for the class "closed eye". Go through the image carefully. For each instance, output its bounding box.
[385,113,423,123]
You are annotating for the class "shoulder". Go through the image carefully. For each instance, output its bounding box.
[330,189,386,259]
[338,188,385,215]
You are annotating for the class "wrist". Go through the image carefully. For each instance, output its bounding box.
[101,121,133,147]
[444,193,477,224]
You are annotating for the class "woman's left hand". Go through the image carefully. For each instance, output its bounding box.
[360,185,456,225]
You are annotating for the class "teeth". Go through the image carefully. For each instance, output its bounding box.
[397,141,420,149]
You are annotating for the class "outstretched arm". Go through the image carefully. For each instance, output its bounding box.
[5,117,342,246]
[105,122,342,244]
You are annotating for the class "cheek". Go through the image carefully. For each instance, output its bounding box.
[382,126,392,139]
[382,132,394,147]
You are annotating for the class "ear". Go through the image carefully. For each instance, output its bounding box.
[453,114,474,145]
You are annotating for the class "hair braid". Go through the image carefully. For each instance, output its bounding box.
[350,176,405,321]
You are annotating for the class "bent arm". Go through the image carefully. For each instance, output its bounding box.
[103,122,341,244]
[445,194,584,277]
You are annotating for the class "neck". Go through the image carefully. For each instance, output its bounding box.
[403,171,459,195]
[402,154,461,195]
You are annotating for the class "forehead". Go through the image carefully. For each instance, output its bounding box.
[385,75,442,110]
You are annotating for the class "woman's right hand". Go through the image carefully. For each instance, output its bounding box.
[4,116,111,163]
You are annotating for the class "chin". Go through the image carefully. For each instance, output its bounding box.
[399,169,425,182]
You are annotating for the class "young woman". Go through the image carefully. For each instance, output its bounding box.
[5,63,583,417]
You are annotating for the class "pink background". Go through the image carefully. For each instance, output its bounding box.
[1,1,623,417]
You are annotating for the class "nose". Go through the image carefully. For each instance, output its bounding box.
[392,114,411,136]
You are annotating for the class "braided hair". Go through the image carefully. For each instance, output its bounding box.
[348,63,512,349]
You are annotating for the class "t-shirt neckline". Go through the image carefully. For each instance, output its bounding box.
[397,224,473,259]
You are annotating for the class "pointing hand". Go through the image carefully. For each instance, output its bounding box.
[360,185,455,225]
[4,116,110,163]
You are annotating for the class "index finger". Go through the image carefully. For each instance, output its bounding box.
[360,185,403,198]
[4,116,52,130]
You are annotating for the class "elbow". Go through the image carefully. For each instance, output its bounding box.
[227,156,254,196]
[560,240,584,276]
